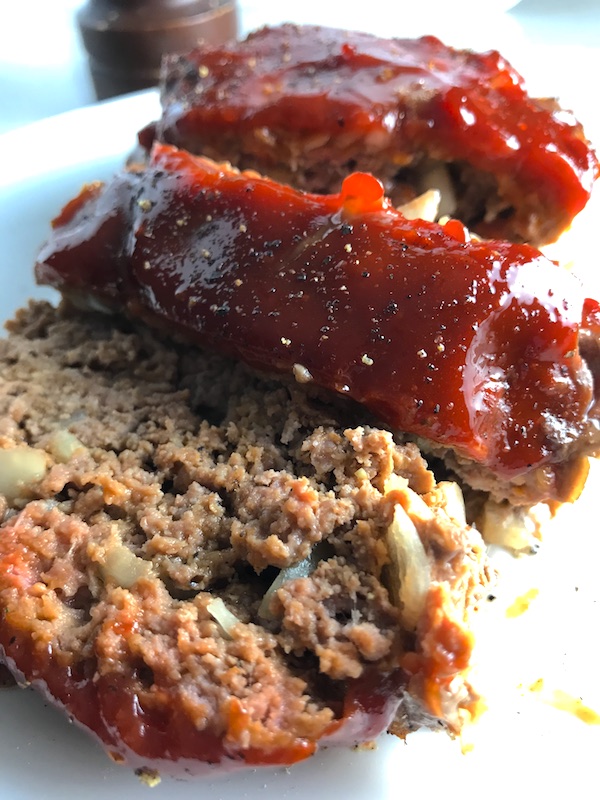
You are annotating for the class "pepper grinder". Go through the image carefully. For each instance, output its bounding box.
[77,0,239,100]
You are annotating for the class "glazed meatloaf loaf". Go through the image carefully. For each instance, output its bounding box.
[36,144,600,553]
[141,24,599,246]
[0,301,490,775]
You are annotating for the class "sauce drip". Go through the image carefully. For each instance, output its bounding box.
[529,679,600,725]
[505,588,540,618]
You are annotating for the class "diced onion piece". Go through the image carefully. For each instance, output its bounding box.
[397,189,441,222]
[47,430,86,463]
[0,446,48,502]
[386,502,431,630]
[100,543,153,589]
[418,164,456,219]
[432,481,467,525]
[206,597,242,639]
[384,473,409,494]
[293,363,313,384]
[354,467,369,483]
[480,500,548,553]
[302,132,331,152]
[258,551,319,620]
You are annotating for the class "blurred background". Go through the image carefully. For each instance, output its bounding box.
[0,0,599,136]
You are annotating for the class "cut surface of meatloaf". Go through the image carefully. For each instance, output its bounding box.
[0,301,491,775]
[142,23,599,246]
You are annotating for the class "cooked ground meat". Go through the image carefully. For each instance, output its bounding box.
[0,301,491,774]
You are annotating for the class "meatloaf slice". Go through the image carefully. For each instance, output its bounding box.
[143,24,598,246]
[35,144,600,553]
[0,301,490,776]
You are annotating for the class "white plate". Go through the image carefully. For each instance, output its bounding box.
[1,72,600,800]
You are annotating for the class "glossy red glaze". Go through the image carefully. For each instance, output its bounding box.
[37,144,597,481]
[151,24,598,242]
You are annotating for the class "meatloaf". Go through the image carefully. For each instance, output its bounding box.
[141,24,599,246]
[0,301,491,775]
[35,144,600,553]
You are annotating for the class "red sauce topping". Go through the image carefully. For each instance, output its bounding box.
[36,144,597,483]
[153,24,598,242]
